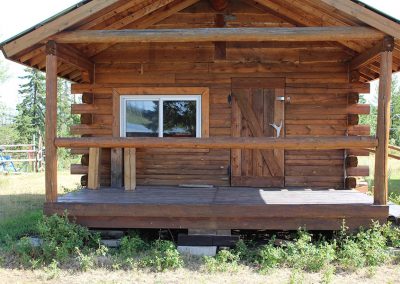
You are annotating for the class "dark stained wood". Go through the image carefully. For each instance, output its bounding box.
[44,186,389,230]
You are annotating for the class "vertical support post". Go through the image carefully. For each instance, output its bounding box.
[88,147,101,190]
[45,52,58,202]
[374,51,393,205]
[111,90,123,187]
[124,148,136,191]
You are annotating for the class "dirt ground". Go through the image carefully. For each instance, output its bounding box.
[1,265,399,284]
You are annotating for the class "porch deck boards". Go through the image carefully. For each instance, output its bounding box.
[44,186,389,231]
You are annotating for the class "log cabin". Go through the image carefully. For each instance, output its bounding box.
[1,0,400,231]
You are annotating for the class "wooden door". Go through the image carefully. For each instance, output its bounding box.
[231,78,285,187]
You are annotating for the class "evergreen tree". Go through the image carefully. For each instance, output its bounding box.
[14,68,46,144]
[359,76,400,146]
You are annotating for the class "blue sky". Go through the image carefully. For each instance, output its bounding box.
[0,0,399,110]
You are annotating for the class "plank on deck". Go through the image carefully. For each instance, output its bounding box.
[44,187,389,230]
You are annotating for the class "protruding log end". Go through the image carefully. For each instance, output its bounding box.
[348,93,360,104]
[346,155,358,168]
[82,93,94,104]
[80,113,93,125]
[345,177,357,189]
[81,174,88,187]
[348,114,359,126]
[81,154,89,166]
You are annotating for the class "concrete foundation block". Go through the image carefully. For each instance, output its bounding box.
[178,246,217,256]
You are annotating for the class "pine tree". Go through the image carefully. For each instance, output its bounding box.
[14,68,46,143]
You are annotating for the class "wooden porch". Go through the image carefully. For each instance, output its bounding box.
[44,186,388,230]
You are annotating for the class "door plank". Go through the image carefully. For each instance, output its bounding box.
[232,90,282,177]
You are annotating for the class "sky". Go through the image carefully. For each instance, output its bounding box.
[1,0,400,111]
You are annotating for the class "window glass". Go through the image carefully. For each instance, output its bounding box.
[125,100,159,137]
[163,100,197,137]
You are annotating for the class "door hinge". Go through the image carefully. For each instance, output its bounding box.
[227,165,231,177]
[227,94,232,105]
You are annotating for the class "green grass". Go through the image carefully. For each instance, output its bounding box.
[0,172,81,242]
[0,172,80,222]
[0,210,42,244]
[359,155,400,202]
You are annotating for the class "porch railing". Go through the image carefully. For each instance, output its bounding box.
[49,136,378,199]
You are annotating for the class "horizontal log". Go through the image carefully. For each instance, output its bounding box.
[347,166,370,177]
[53,27,384,43]
[55,136,378,150]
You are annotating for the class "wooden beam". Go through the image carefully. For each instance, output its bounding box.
[45,53,58,203]
[319,0,400,39]
[124,148,136,191]
[53,27,384,43]
[210,0,228,11]
[88,148,101,190]
[55,136,378,150]
[46,41,94,83]
[2,0,122,58]
[350,36,395,70]
[374,51,393,205]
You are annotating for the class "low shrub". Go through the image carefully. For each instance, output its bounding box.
[8,213,100,267]
[38,213,99,263]
[119,234,148,257]
[256,240,285,271]
[353,223,390,266]
[336,239,366,270]
[141,240,183,271]
[204,249,240,272]
[283,231,336,272]
[234,239,257,263]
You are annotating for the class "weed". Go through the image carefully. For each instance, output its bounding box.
[337,239,366,270]
[204,249,239,273]
[257,240,285,272]
[284,231,336,272]
[288,269,305,284]
[234,239,257,262]
[43,259,60,280]
[76,248,94,271]
[141,240,183,271]
[119,234,148,257]
[354,223,390,266]
[381,223,400,248]
[390,193,400,205]
[38,213,99,263]
[321,266,335,284]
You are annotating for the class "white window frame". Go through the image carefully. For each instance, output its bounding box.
[120,95,202,138]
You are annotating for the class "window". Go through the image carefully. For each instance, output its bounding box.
[120,95,202,138]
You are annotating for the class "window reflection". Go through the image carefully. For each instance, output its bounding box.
[125,100,159,137]
[163,101,196,137]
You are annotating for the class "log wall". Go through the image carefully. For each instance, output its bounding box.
[70,1,371,189]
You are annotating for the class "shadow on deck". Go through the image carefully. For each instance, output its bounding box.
[44,186,389,231]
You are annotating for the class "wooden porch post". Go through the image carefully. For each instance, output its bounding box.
[374,51,393,205]
[45,50,58,202]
